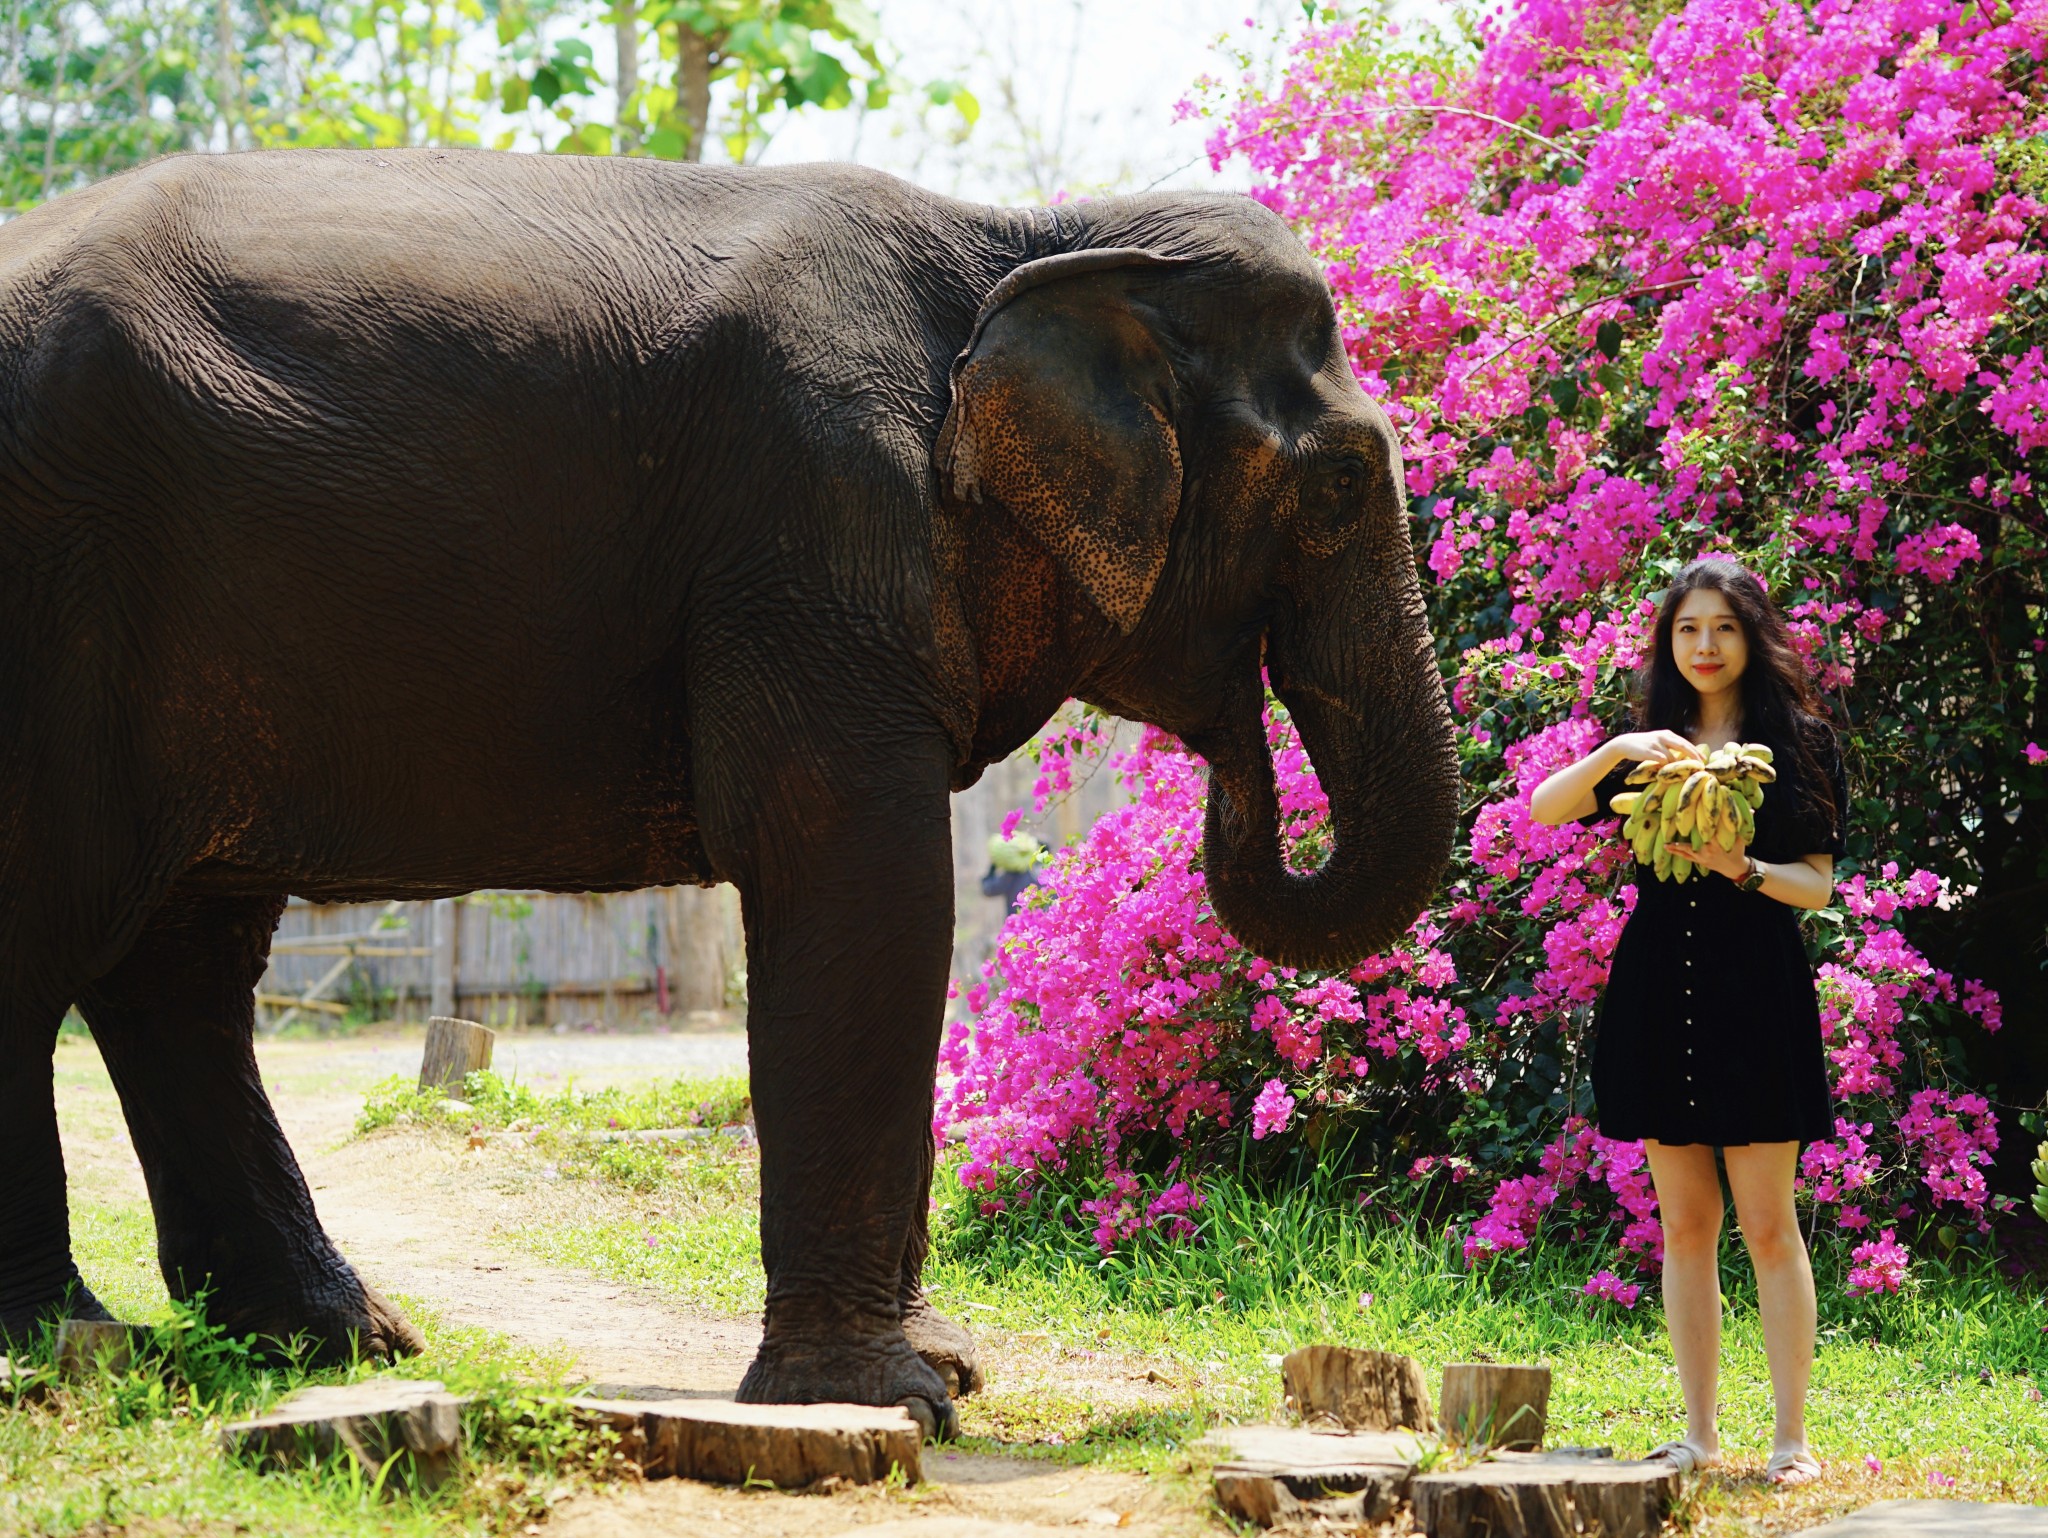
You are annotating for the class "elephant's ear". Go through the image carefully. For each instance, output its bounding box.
[937,248,1194,634]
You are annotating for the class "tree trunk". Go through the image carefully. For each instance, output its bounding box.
[430,897,457,1018]
[613,0,638,151]
[1439,1362,1551,1450]
[213,0,237,150]
[1281,1346,1435,1432]
[675,22,711,160]
[665,884,728,1014]
[419,1017,495,1096]
[1410,1455,1677,1538]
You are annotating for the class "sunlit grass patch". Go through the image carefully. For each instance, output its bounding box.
[355,1067,750,1138]
[2,1249,621,1537]
[71,1200,172,1322]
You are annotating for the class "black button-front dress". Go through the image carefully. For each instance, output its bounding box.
[1580,717,1846,1148]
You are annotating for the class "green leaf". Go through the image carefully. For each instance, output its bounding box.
[1522,404,1550,435]
[785,45,849,108]
[643,125,687,158]
[825,0,880,46]
[1596,318,1623,359]
[530,64,561,105]
[1547,376,1580,415]
[1558,163,1582,185]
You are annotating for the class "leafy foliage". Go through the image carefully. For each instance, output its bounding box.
[0,0,973,212]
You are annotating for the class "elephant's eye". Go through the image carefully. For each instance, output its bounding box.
[1324,458,1366,497]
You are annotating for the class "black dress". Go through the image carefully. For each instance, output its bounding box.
[1580,718,1846,1147]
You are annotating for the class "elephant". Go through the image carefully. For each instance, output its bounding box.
[0,148,1460,1435]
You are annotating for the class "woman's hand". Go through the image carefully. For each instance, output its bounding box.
[1669,836,1749,882]
[1609,729,1699,767]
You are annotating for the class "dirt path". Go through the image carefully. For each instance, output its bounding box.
[245,1032,1217,1537]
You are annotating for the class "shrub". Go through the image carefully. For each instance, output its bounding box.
[941,0,2047,1296]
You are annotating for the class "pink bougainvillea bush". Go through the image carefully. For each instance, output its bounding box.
[939,0,2048,1301]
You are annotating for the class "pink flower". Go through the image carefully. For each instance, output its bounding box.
[1583,1269,1642,1308]
[1251,1079,1295,1141]
[1847,1229,1911,1296]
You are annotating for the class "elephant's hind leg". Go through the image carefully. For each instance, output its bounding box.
[76,889,422,1363]
[0,996,116,1342]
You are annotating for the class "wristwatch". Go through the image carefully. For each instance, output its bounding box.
[1738,857,1768,893]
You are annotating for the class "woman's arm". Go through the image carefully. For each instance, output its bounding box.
[1529,729,1699,826]
[1669,845,1835,910]
[1759,853,1835,910]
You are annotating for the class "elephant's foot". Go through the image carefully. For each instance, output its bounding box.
[0,1272,114,1349]
[185,1264,423,1366]
[900,1295,984,1399]
[737,1329,959,1442]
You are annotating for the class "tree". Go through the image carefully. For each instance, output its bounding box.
[568,0,976,162]
[1,0,974,214]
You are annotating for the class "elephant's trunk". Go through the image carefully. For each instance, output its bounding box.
[1199,545,1459,971]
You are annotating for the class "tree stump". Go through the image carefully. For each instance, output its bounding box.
[56,1319,135,1377]
[220,1380,466,1492]
[567,1397,923,1486]
[1410,1454,1678,1538]
[1281,1345,1435,1431]
[1440,1362,1550,1450]
[1203,1424,1422,1528]
[418,1016,495,1095]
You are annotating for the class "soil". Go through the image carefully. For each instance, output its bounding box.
[53,1030,1220,1537]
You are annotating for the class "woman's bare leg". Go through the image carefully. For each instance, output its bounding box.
[1644,1139,1725,1461]
[1724,1141,1816,1471]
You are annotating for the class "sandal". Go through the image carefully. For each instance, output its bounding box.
[1644,1439,1720,1474]
[1766,1446,1824,1487]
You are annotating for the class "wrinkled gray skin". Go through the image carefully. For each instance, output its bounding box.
[0,150,1459,1435]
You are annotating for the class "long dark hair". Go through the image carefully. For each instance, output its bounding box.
[1633,556,1837,835]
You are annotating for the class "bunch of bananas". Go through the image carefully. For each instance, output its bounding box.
[2032,1140,2048,1224]
[1606,742,1776,883]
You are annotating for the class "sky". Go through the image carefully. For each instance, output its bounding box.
[748,0,1444,207]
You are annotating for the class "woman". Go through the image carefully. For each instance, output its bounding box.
[1530,556,1845,1487]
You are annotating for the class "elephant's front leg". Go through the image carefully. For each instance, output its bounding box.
[717,722,967,1436]
[898,1122,984,1399]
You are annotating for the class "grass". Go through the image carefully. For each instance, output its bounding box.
[376,1070,2048,1517]
[8,1063,647,1537]
[355,1066,751,1138]
[0,1284,621,1538]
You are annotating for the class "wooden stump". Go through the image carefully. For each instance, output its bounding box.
[567,1398,923,1487]
[1203,1424,1423,1528]
[221,1380,466,1492]
[56,1319,135,1377]
[1281,1345,1435,1431]
[1440,1362,1550,1450]
[418,1016,495,1095]
[1410,1454,1678,1538]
